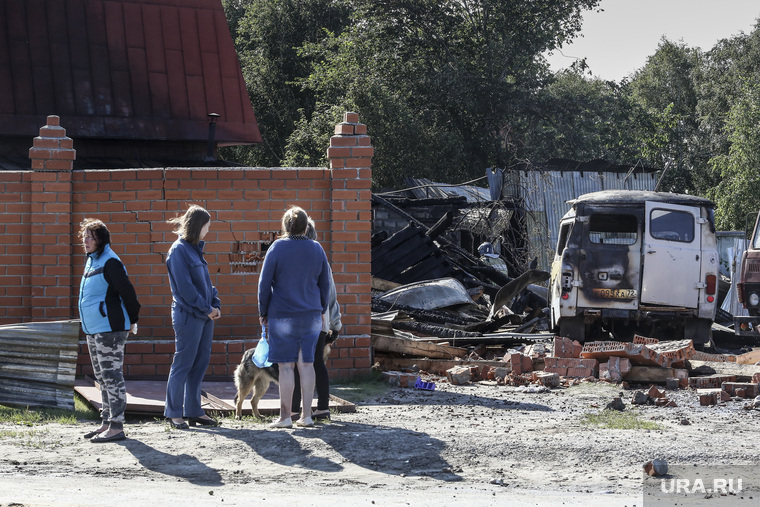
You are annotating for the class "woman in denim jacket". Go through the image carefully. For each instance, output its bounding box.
[164,205,221,429]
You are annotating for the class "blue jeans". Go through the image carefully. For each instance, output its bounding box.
[164,307,214,418]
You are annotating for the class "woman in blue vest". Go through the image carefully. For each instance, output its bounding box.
[164,205,222,429]
[78,218,141,443]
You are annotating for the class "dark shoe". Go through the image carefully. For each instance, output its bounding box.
[90,431,126,443]
[188,416,220,427]
[169,419,189,430]
[83,429,106,439]
[312,411,331,421]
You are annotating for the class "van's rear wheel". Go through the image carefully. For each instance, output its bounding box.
[685,318,712,345]
[559,317,586,343]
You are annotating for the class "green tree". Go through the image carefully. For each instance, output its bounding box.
[706,79,760,230]
[220,0,352,167]
[626,39,703,193]
[285,0,600,188]
[523,69,654,165]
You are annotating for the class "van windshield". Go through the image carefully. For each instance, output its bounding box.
[588,214,638,245]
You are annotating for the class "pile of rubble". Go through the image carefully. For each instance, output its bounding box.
[378,334,760,408]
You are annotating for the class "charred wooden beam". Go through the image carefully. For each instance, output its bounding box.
[426,210,454,240]
[489,269,550,318]
[372,298,482,325]
[392,320,483,338]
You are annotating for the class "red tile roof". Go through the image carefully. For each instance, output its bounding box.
[0,0,261,145]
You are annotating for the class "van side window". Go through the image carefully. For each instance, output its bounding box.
[650,209,694,242]
[556,222,571,255]
[588,214,637,245]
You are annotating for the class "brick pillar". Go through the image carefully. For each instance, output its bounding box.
[28,115,75,320]
[327,112,373,375]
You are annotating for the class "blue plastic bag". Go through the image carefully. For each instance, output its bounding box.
[252,326,273,367]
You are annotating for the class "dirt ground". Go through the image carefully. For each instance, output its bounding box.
[2,377,760,507]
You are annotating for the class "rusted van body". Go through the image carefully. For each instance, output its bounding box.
[735,212,760,336]
[549,190,718,343]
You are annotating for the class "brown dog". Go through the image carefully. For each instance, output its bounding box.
[233,340,333,419]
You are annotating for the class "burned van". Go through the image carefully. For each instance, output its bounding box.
[549,190,718,343]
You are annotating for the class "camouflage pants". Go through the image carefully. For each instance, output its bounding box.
[86,330,128,425]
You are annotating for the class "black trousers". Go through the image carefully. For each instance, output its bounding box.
[292,331,329,412]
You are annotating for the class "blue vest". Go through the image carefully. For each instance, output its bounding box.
[78,245,131,335]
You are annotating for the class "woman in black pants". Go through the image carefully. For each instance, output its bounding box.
[292,219,342,421]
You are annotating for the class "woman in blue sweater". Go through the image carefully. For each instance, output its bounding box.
[258,206,330,428]
[164,205,222,429]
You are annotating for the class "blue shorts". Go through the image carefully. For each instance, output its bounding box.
[267,315,322,363]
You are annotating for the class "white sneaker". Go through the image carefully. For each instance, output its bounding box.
[294,417,314,427]
[269,417,292,428]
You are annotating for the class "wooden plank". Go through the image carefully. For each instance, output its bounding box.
[75,379,356,416]
[371,333,467,359]
[374,241,438,280]
[685,360,760,380]
[735,348,760,365]
[623,366,687,383]
[372,277,402,292]
[370,225,425,263]
[375,357,507,376]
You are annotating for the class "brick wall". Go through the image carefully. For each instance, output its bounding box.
[0,113,372,379]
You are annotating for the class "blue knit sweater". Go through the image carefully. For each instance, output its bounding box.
[258,237,330,320]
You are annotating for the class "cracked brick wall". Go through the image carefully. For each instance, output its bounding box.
[0,113,372,379]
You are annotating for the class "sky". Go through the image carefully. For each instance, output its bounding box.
[546,0,760,82]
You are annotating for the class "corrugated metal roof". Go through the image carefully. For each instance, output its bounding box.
[0,320,80,410]
[0,0,261,145]
[406,177,490,203]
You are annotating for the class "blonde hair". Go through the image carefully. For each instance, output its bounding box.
[168,205,210,245]
[280,206,308,237]
[305,218,317,240]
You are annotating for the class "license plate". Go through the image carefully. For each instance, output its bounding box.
[591,288,637,299]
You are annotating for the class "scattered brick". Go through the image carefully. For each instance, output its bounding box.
[699,392,718,406]
[689,375,736,389]
[490,367,509,381]
[521,355,533,373]
[581,341,672,367]
[691,350,737,363]
[665,378,679,390]
[720,390,732,402]
[655,397,670,406]
[633,334,659,345]
[646,339,696,367]
[567,366,594,378]
[553,336,583,358]
[510,353,523,375]
[534,371,560,388]
[721,382,759,398]
[647,385,665,399]
[381,371,418,387]
[445,366,472,385]
[605,397,625,411]
[632,391,649,405]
